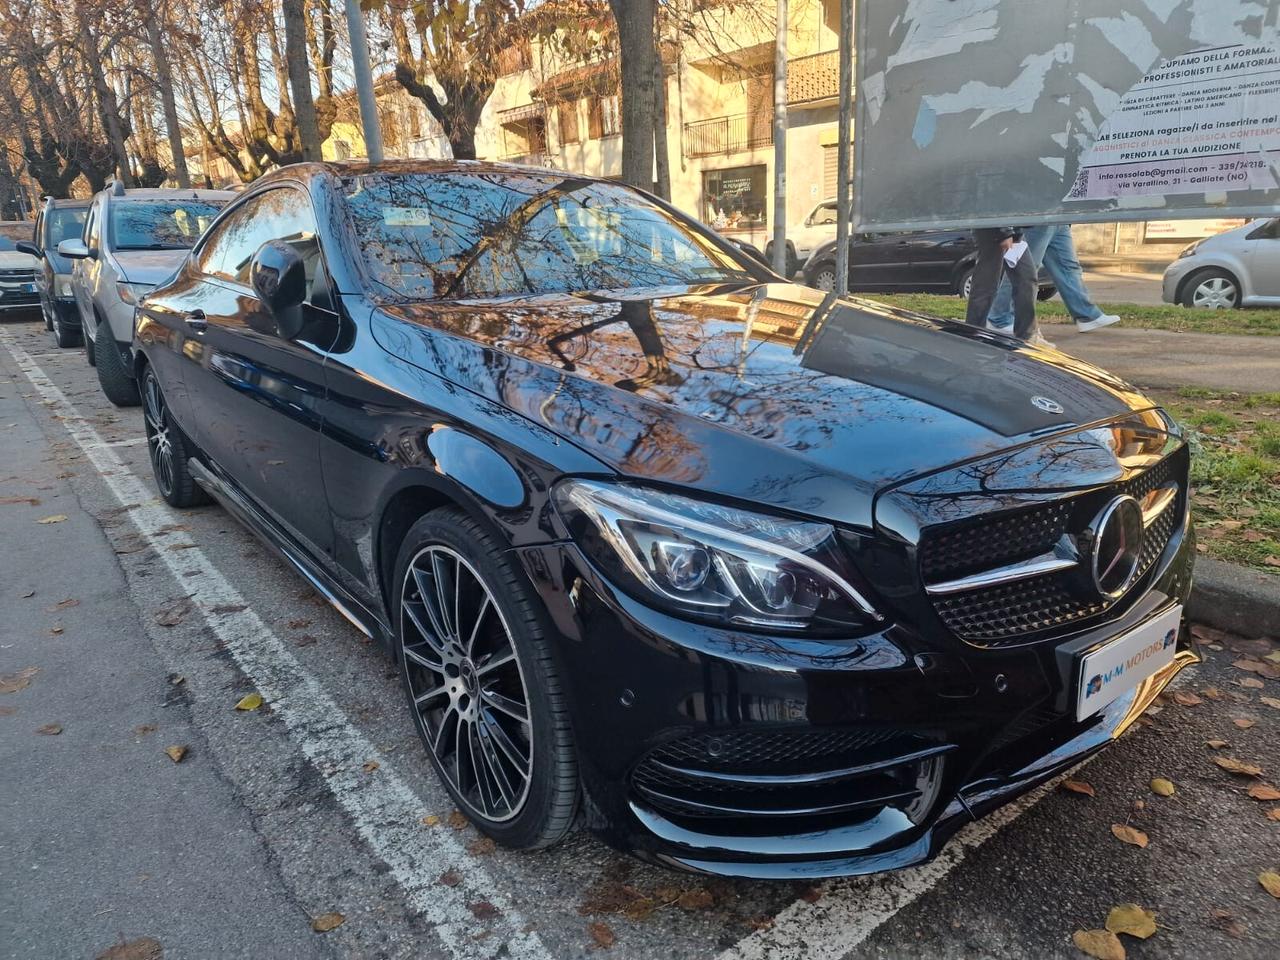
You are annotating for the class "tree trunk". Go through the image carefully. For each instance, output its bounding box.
[282,0,322,161]
[78,12,132,187]
[608,0,656,191]
[653,26,671,201]
[147,14,190,188]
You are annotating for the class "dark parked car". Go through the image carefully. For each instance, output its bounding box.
[803,229,1057,301]
[18,198,90,347]
[134,161,1196,878]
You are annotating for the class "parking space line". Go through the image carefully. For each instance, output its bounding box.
[715,778,1076,960]
[0,330,554,960]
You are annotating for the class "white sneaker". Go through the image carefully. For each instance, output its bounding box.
[1028,331,1057,349]
[1076,313,1120,332]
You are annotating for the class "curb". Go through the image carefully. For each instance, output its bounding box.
[1186,556,1280,639]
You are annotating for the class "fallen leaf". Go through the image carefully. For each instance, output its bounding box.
[1202,686,1223,699]
[311,912,345,932]
[1234,718,1257,729]
[49,625,64,636]
[44,598,79,612]
[677,889,714,910]
[293,634,318,647]
[589,921,616,948]
[1206,738,1230,749]
[797,886,823,903]
[1241,677,1265,689]
[134,723,157,735]
[234,692,263,711]
[622,897,657,921]
[36,723,63,735]
[21,589,34,598]
[1111,824,1149,848]
[1072,929,1125,960]
[1266,807,1280,822]
[36,514,67,524]
[1265,556,1280,568]
[1234,658,1280,679]
[95,937,163,960]
[1133,799,1146,811]
[1243,530,1266,542]
[1208,908,1246,939]
[1191,624,1227,644]
[468,901,500,920]
[287,618,312,629]
[439,869,463,887]
[1247,783,1280,801]
[0,666,39,694]
[164,745,188,763]
[1172,691,1202,706]
[1260,871,1280,899]
[154,598,192,627]
[1214,756,1263,777]
[362,760,380,773]
[421,814,441,827]
[0,706,16,717]
[1061,779,1096,797]
[468,837,496,856]
[0,495,40,505]
[447,810,469,829]
[1150,778,1175,797]
[1105,903,1157,939]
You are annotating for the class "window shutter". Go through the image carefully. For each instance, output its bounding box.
[588,98,603,140]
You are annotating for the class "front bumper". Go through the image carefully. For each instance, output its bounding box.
[0,286,40,312]
[516,513,1196,879]
[1162,259,1196,304]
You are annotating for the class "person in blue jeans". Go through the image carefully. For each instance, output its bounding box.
[987,224,1120,336]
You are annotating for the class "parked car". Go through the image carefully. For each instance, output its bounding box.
[1162,217,1280,308]
[802,228,1058,301]
[134,161,1195,878]
[57,182,233,405]
[765,197,840,277]
[0,222,41,317]
[16,198,90,347]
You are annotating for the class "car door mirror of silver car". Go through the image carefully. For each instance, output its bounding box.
[16,240,42,259]
[250,239,308,341]
[56,239,91,260]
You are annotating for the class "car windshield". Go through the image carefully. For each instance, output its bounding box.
[110,200,225,250]
[47,208,88,246]
[0,223,32,250]
[342,172,754,300]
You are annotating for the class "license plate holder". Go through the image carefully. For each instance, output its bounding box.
[1075,604,1182,721]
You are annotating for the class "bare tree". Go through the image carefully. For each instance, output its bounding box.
[607,0,656,189]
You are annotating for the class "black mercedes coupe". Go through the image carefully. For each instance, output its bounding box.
[133,161,1196,878]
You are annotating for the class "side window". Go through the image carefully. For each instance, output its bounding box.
[33,212,44,248]
[812,203,838,226]
[196,188,321,291]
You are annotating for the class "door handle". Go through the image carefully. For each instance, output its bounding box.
[183,309,207,333]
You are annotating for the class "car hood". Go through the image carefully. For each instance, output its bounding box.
[0,251,37,270]
[371,283,1155,528]
[113,249,188,286]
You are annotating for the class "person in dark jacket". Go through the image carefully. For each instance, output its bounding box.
[965,226,1046,345]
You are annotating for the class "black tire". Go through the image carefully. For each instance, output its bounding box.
[809,261,837,292]
[96,321,140,406]
[393,508,579,850]
[141,365,208,508]
[52,312,80,348]
[1179,268,1240,309]
[957,267,974,299]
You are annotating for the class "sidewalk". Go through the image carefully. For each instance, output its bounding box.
[1042,324,1280,392]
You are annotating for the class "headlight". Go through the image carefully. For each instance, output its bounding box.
[1176,241,1201,259]
[55,277,75,299]
[116,282,152,306]
[553,479,881,634]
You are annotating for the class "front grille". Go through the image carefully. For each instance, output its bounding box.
[0,269,35,282]
[921,449,1187,647]
[632,727,946,827]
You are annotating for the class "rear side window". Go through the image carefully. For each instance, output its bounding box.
[195,188,321,288]
[46,208,87,247]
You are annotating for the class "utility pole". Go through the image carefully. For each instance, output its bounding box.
[771,0,788,276]
[342,0,385,163]
[833,0,853,296]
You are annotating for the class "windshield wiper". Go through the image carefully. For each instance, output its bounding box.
[114,243,190,251]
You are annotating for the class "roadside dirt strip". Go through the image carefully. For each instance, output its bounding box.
[3,319,1278,960]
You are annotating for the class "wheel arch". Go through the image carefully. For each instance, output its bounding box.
[1175,262,1244,305]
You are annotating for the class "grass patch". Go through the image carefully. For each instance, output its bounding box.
[870,293,1280,336]
[1151,387,1280,574]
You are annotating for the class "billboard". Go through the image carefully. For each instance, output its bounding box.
[853,0,1280,230]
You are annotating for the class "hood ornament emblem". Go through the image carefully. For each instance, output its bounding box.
[1031,395,1065,414]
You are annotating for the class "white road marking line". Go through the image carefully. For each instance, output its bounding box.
[0,330,554,960]
[716,774,1080,960]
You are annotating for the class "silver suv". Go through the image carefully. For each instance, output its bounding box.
[58,182,232,405]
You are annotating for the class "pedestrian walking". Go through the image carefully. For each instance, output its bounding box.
[987,224,1120,333]
[964,227,1046,344]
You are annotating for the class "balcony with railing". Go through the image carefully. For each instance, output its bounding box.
[787,49,840,106]
[683,114,773,158]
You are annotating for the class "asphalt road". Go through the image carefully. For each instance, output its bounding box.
[2,315,1278,960]
[1079,270,1166,308]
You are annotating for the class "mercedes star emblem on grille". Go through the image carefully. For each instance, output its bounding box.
[1030,395,1065,414]
[1087,495,1145,599]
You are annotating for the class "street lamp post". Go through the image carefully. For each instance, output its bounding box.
[833,0,853,296]
[343,0,385,163]
[771,0,788,276]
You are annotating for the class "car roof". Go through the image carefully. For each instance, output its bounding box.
[42,197,90,209]
[255,158,607,189]
[97,187,238,202]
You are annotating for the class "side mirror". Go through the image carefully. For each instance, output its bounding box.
[250,239,307,340]
[16,240,41,258]
[57,239,91,260]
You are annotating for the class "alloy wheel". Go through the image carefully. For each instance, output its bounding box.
[1190,276,1238,309]
[400,545,533,823]
[814,268,836,292]
[143,372,176,497]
